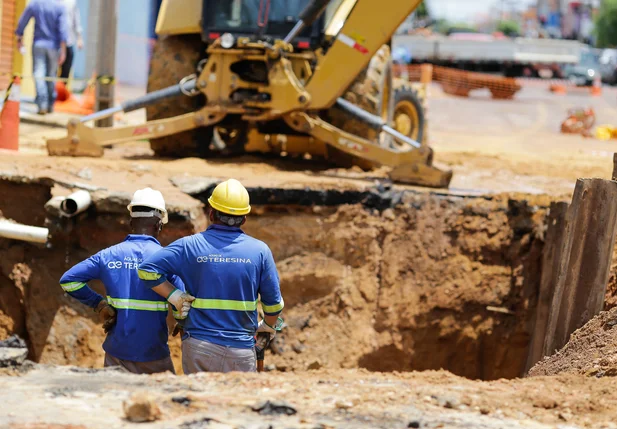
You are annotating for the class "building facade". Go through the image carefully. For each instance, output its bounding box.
[2,0,161,97]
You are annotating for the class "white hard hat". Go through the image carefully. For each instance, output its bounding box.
[127,188,168,224]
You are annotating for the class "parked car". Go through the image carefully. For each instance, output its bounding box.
[599,48,617,85]
[561,47,601,86]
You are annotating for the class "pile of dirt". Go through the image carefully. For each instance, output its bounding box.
[528,306,617,378]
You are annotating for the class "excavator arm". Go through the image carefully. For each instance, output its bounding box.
[46,0,452,188]
[306,0,424,109]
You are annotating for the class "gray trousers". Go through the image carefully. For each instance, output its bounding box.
[104,353,175,375]
[182,337,256,374]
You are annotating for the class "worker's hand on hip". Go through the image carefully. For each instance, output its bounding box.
[167,289,195,319]
[257,319,277,340]
[95,299,117,333]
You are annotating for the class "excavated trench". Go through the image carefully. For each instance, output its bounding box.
[0,175,570,380]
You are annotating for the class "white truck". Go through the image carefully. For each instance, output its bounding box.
[392,33,585,78]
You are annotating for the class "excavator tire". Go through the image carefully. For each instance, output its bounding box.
[325,45,426,170]
[390,82,425,145]
[146,34,212,158]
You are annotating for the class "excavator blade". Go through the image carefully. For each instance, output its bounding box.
[390,160,453,188]
[47,137,105,157]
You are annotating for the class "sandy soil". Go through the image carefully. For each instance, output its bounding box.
[2,365,617,428]
[3,81,617,428]
[7,83,617,200]
[0,188,549,380]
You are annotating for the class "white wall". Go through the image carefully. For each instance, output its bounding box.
[80,0,151,89]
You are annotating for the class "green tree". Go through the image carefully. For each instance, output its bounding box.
[434,20,477,35]
[496,20,520,37]
[416,1,430,19]
[595,0,617,48]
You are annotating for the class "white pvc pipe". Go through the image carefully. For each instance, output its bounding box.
[0,220,49,244]
[60,190,92,217]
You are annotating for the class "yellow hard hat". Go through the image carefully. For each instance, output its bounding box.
[208,179,251,216]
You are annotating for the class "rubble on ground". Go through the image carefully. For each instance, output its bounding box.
[0,335,28,367]
[2,365,617,428]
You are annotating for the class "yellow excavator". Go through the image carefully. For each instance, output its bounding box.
[47,0,452,188]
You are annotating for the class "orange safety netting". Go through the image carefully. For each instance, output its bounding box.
[393,64,522,99]
[393,64,606,99]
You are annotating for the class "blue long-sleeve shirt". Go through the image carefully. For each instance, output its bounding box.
[59,235,185,362]
[138,225,284,349]
[15,0,68,50]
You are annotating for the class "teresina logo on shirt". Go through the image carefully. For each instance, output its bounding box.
[106,257,143,270]
[196,254,252,264]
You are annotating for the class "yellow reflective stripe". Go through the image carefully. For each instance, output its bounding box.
[61,282,86,292]
[262,298,284,314]
[106,296,168,311]
[192,298,258,311]
[137,269,162,281]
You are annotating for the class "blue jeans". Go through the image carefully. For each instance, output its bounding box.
[32,45,58,111]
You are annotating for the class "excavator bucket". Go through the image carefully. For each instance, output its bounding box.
[47,120,104,157]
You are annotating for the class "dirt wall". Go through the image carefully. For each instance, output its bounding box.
[245,196,546,379]
[0,177,205,367]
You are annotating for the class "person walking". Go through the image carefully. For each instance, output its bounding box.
[138,179,284,374]
[58,0,84,80]
[15,0,68,115]
[59,188,187,374]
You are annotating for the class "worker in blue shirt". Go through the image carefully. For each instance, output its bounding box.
[138,179,284,374]
[15,0,68,114]
[59,188,187,374]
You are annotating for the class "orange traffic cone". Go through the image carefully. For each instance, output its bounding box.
[550,83,567,95]
[53,75,95,115]
[590,75,602,96]
[0,76,21,151]
[55,81,71,102]
[80,82,95,111]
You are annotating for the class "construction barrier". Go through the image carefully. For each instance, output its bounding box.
[393,64,521,99]
[547,77,603,96]
[393,64,614,99]
[0,72,115,90]
[560,107,595,137]
[0,76,21,151]
[0,73,112,116]
[591,75,602,97]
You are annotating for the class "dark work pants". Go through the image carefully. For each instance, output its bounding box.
[59,45,75,80]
